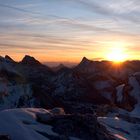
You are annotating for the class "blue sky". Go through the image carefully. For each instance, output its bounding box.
[0,0,140,62]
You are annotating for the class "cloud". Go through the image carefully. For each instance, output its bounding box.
[0,3,40,15]
[71,0,140,24]
[0,33,95,52]
[0,1,139,35]
[0,0,139,61]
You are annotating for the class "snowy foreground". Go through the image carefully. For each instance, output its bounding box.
[0,108,80,140]
[0,108,140,140]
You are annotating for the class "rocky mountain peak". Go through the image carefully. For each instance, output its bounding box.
[5,55,15,62]
[79,57,92,67]
[21,55,41,65]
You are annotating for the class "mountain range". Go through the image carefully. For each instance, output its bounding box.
[0,55,140,140]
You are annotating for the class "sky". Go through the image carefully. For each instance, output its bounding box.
[0,0,140,63]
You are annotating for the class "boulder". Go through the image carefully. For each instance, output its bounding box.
[50,107,65,115]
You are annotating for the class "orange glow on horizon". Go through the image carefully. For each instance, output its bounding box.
[1,40,139,63]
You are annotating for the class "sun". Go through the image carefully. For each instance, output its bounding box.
[107,47,125,62]
[106,42,128,63]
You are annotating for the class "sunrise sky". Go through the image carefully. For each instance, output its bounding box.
[0,0,140,63]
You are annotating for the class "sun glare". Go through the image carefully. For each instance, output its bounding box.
[106,42,128,63]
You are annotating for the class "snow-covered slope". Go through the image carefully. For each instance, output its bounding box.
[0,108,58,140]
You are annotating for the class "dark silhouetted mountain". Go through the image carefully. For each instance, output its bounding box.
[5,55,15,63]
[20,55,41,66]
[78,57,92,67]
[52,64,66,71]
[51,64,71,74]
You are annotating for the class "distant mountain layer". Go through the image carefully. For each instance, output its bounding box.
[0,55,140,110]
